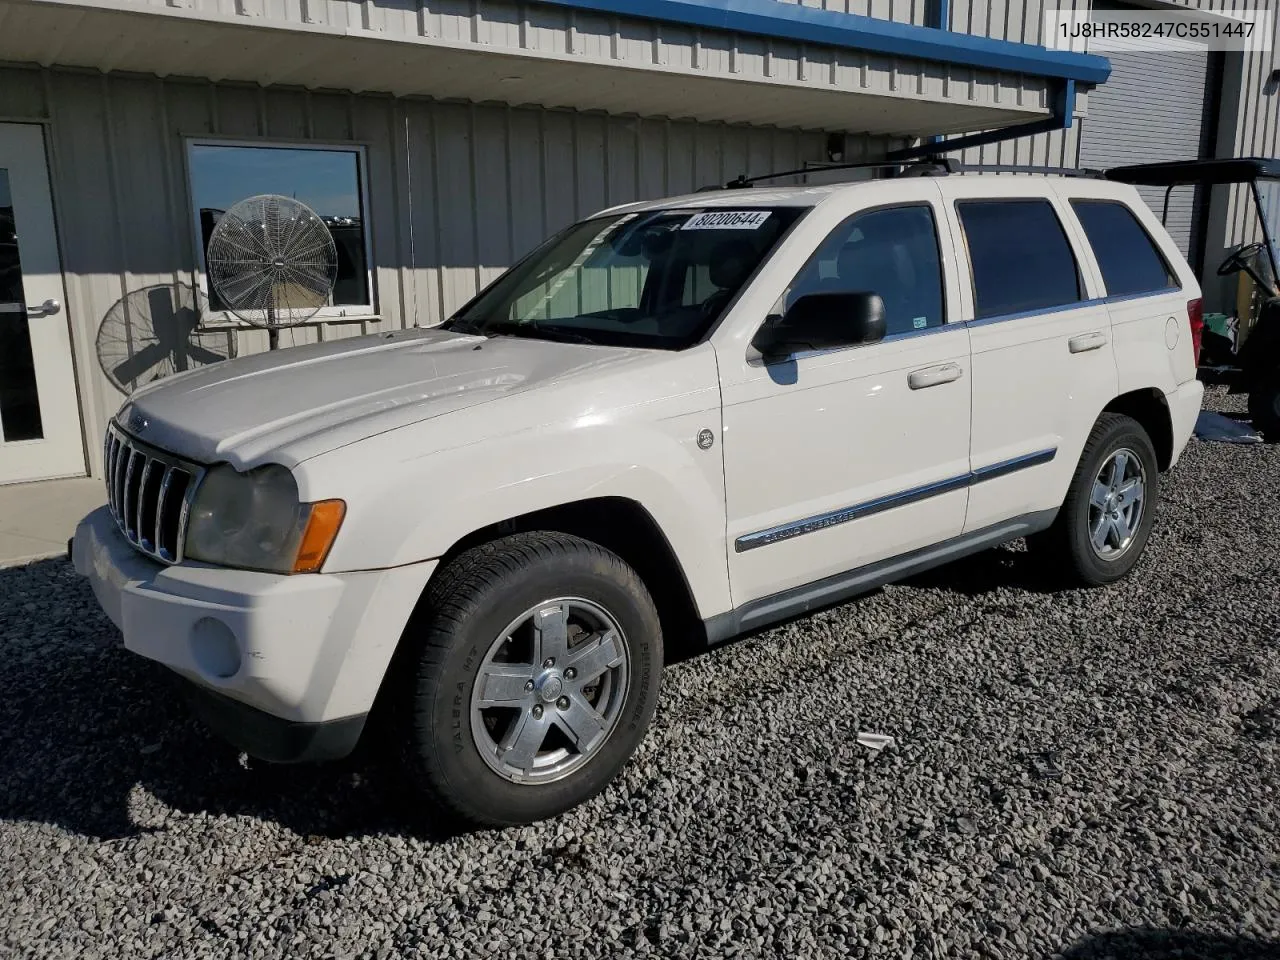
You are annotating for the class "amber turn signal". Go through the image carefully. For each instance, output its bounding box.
[293,500,346,573]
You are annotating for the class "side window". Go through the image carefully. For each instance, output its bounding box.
[957,199,1081,319]
[1070,199,1179,297]
[786,205,945,336]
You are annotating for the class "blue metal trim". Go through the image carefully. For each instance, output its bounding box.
[536,0,1110,84]
[734,446,1059,552]
[932,0,950,31]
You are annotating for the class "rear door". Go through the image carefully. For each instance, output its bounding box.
[1063,187,1198,395]
[937,177,1117,533]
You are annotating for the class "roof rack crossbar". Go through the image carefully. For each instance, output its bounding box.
[702,157,957,191]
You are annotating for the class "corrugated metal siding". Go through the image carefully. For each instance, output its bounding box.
[939,0,1087,169]
[6,0,1046,130]
[0,65,859,476]
[1078,46,1213,258]
[1176,0,1280,296]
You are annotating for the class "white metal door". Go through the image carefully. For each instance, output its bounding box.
[0,122,83,485]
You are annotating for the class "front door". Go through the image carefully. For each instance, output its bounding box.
[0,122,82,485]
[720,189,972,605]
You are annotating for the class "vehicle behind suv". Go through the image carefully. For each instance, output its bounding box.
[73,168,1204,825]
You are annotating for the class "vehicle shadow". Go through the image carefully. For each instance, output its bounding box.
[0,541,1065,840]
[900,540,1065,597]
[0,558,458,842]
[1056,927,1280,959]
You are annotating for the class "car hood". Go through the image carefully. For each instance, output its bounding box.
[118,327,651,468]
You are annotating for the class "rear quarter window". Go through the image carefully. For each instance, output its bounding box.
[1070,199,1179,297]
[956,199,1082,320]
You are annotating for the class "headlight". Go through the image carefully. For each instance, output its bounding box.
[185,464,345,574]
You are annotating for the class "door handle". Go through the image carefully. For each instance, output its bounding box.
[1068,331,1106,354]
[27,298,61,317]
[907,363,963,390]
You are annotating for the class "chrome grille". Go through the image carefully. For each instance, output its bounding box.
[103,422,204,564]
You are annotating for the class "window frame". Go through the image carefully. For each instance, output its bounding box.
[762,200,952,351]
[1068,198,1182,299]
[954,197,1086,322]
[184,137,376,328]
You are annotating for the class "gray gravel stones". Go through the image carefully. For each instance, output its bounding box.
[2,385,1279,959]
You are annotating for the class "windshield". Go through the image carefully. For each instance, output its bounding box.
[446,207,805,349]
[1254,179,1280,280]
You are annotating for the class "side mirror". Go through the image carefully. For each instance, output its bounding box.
[752,291,886,360]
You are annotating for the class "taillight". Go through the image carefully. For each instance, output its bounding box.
[1187,297,1204,365]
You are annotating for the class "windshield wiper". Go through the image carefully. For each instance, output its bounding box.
[480,321,602,346]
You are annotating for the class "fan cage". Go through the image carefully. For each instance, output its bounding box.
[205,194,340,329]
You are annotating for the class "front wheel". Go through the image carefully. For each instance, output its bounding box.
[397,532,663,826]
[1029,413,1160,586]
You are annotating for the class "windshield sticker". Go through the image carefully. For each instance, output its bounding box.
[682,211,772,230]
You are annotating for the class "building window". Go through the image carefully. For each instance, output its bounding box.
[957,199,1082,320]
[186,141,373,321]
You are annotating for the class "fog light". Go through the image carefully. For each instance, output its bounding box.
[190,617,241,679]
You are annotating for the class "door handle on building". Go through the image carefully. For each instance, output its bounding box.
[907,363,963,390]
[26,298,61,317]
[1068,331,1106,353]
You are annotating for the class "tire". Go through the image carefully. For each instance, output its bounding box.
[397,531,663,827]
[1247,372,1280,442]
[1029,413,1160,586]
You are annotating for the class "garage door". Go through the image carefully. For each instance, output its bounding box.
[1078,3,1216,263]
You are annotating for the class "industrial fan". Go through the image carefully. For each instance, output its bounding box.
[205,194,338,349]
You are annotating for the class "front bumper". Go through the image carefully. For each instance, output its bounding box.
[72,506,437,757]
[183,681,366,763]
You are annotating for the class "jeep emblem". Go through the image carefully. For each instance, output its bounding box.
[128,411,149,434]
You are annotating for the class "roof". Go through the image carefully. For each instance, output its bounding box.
[1106,158,1280,186]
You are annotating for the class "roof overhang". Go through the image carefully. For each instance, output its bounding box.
[0,0,1107,137]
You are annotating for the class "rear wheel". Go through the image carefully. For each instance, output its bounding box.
[1247,371,1280,441]
[1029,413,1159,586]
[397,532,662,826]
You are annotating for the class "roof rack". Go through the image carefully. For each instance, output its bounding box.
[700,157,957,191]
[700,158,1114,191]
[955,163,1107,178]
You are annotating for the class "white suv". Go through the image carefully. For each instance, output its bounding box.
[73,170,1204,825]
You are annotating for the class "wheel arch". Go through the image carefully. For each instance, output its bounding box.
[1103,388,1175,471]
[375,497,707,713]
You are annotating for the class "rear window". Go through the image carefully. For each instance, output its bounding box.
[1071,199,1179,297]
[957,199,1082,320]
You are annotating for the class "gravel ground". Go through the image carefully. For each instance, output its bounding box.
[2,386,1279,960]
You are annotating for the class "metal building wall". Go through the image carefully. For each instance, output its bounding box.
[0,65,881,477]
